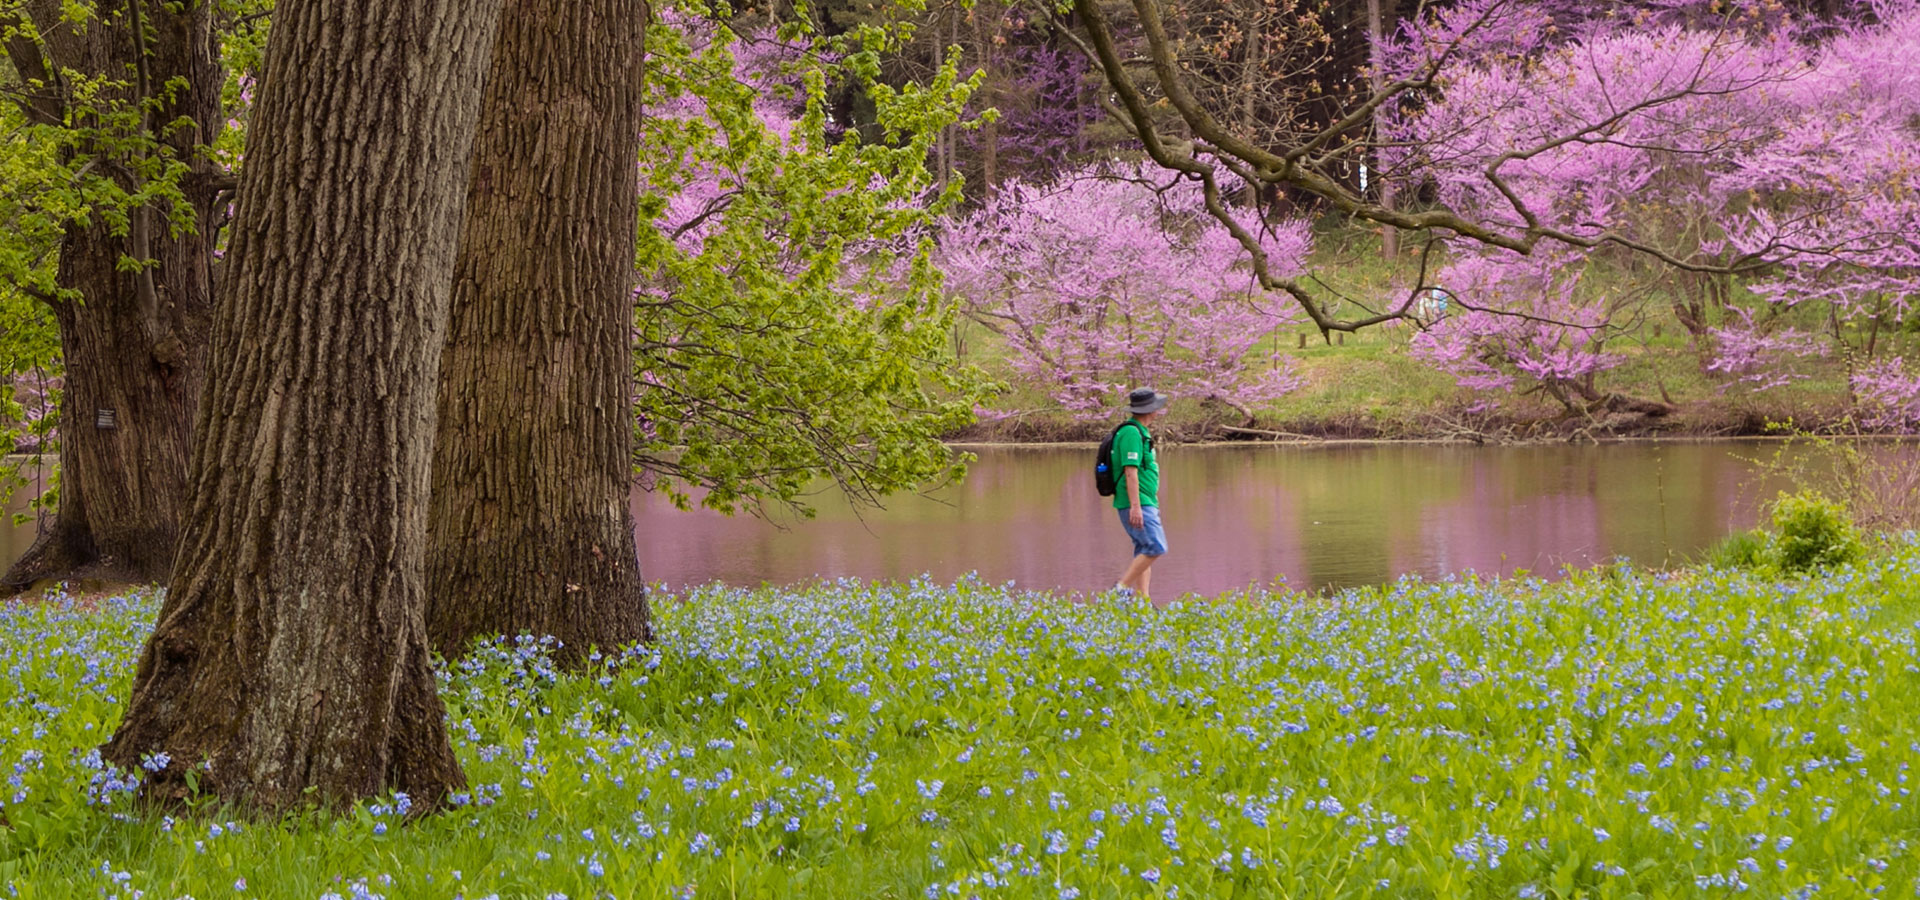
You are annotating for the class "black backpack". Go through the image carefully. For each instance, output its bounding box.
[1094,419,1150,497]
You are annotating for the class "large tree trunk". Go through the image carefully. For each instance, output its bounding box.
[103,0,504,811]
[0,0,221,591]
[426,0,651,660]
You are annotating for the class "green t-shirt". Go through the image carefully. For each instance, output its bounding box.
[1110,419,1158,509]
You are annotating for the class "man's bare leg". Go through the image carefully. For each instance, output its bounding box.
[1119,554,1156,596]
[1117,555,1147,593]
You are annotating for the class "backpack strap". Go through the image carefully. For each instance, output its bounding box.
[1111,418,1150,468]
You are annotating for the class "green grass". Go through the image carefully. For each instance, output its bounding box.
[5,543,1920,898]
[1697,528,1772,570]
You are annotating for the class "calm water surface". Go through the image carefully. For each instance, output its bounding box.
[0,441,1838,596]
[632,440,1808,596]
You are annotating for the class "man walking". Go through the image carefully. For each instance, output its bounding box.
[1112,387,1169,598]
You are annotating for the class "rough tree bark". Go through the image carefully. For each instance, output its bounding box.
[0,0,221,591]
[102,0,505,810]
[426,0,651,660]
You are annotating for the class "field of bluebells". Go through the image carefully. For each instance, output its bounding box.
[5,545,1920,899]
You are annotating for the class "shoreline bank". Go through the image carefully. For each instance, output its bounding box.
[940,402,1910,446]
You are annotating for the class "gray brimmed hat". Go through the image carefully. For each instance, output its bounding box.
[1126,387,1171,415]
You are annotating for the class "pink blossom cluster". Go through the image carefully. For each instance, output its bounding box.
[1704,308,1827,393]
[1409,247,1618,398]
[1853,357,1920,432]
[642,16,818,256]
[940,164,1310,419]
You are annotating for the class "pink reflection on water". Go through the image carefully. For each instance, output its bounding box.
[632,443,1789,597]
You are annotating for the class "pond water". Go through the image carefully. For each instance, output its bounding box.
[0,440,1859,597]
[631,440,1818,597]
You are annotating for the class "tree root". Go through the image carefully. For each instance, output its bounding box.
[2,522,96,595]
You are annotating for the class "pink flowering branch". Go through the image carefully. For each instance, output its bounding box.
[1853,358,1920,433]
[1705,308,1828,393]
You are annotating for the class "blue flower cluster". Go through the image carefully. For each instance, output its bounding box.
[3,549,1919,897]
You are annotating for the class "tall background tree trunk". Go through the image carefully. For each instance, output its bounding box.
[0,0,220,591]
[972,0,998,199]
[1237,8,1265,209]
[1366,0,1398,260]
[426,0,650,660]
[932,4,950,195]
[104,0,504,810]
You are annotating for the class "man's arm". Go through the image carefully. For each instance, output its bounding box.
[1125,467,1143,528]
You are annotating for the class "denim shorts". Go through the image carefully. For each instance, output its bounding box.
[1117,505,1168,557]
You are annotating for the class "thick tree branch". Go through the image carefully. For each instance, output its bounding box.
[12,280,59,304]
[667,190,738,241]
[0,6,64,125]
[1099,0,1530,245]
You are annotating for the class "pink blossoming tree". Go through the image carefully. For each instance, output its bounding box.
[1061,0,1917,429]
[942,164,1309,421]
[1391,1,1920,423]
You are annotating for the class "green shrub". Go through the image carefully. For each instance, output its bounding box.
[1746,428,1920,535]
[1701,527,1771,570]
[1770,489,1863,573]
